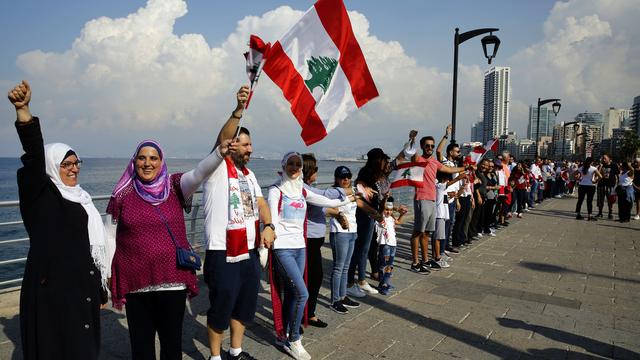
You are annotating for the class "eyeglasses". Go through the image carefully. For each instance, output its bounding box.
[60,160,83,170]
[423,144,435,148]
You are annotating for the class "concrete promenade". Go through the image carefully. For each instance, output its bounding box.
[1,195,639,359]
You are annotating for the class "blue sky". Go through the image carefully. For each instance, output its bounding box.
[1,0,638,158]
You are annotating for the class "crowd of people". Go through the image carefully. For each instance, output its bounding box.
[9,79,640,360]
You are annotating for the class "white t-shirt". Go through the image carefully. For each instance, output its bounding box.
[202,160,263,251]
[530,164,542,180]
[578,166,598,186]
[325,187,358,233]
[436,183,450,220]
[376,215,397,246]
[268,186,349,249]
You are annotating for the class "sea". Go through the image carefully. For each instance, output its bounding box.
[0,157,414,287]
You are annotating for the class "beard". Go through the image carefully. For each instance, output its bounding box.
[231,152,250,167]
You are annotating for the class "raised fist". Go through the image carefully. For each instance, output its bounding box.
[8,80,31,110]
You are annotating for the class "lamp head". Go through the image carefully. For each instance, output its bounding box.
[552,101,561,116]
[482,32,500,64]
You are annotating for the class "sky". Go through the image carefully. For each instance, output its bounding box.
[1,0,638,159]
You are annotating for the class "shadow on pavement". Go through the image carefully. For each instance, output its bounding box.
[519,261,640,285]
[0,314,21,360]
[596,223,640,232]
[498,317,639,359]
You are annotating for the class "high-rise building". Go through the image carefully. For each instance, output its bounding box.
[471,121,483,142]
[498,131,517,155]
[482,66,511,143]
[527,106,555,141]
[516,139,536,160]
[575,112,603,127]
[629,96,640,135]
[603,107,630,139]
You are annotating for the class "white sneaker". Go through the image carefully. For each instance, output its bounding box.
[634,214,640,220]
[442,254,453,262]
[358,282,379,294]
[485,232,496,237]
[476,233,483,238]
[524,208,530,212]
[347,284,366,298]
[437,259,450,268]
[284,339,311,360]
[554,195,562,198]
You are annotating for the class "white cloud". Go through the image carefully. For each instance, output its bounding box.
[507,0,640,129]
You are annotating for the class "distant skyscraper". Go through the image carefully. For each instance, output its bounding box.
[603,108,630,138]
[482,66,511,143]
[575,112,603,127]
[527,106,554,141]
[629,96,640,135]
[471,121,483,142]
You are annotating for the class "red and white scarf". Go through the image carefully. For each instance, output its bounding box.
[225,157,260,263]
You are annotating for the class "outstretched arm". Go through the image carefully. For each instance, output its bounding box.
[214,86,250,149]
[436,125,452,161]
[180,139,238,198]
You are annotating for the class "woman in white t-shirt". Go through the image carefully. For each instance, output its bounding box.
[575,157,603,220]
[267,152,354,359]
[324,166,382,314]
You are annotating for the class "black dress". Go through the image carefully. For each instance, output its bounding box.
[16,118,104,360]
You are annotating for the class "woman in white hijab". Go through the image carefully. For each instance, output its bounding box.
[267,151,355,360]
[9,80,115,360]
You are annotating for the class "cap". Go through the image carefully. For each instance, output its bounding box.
[385,202,394,209]
[334,166,352,178]
[367,148,390,161]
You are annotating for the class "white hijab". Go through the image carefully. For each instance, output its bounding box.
[44,143,110,289]
[276,151,304,198]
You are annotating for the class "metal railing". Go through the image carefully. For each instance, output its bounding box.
[0,184,414,288]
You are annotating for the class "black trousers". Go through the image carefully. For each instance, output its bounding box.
[576,185,596,215]
[515,189,527,214]
[468,198,484,239]
[368,230,379,276]
[483,198,496,233]
[453,196,471,246]
[617,188,633,222]
[125,290,187,360]
[306,237,325,318]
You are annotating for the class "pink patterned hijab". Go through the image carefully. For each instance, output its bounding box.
[110,140,170,205]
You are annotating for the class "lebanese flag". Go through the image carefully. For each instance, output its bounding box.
[468,138,498,165]
[243,35,270,108]
[389,162,427,188]
[260,0,379,145]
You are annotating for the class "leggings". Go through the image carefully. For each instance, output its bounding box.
[576,185,596,215]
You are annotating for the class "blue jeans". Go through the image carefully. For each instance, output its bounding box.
[378,245,396,287]
[348,209,375,284]
[273,248,308,342]
[444,202,456,253]
[330,232,356,304]
[529,180,538,206]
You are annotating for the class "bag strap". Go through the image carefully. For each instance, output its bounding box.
[154,206,194,251]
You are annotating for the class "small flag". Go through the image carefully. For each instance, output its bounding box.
[468,138,498,164]
[257,0,378,145]
[389,162,427,189]
[243,35,270,108]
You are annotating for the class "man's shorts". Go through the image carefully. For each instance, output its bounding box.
[413,199,436,233]
[203,250,260,330]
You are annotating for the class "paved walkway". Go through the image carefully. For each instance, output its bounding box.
[1,196,639,359]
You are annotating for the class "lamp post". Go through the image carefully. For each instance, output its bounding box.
[534,98,561,158]
[451,27,500,144]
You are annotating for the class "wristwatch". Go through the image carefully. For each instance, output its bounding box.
[264,223,275,231]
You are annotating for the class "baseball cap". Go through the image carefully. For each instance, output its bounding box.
[334,166,352,178]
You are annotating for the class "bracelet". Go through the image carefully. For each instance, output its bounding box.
[231,112,242,119]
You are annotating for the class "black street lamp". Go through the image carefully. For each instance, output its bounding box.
[534,97,561,158]
[451,27,500,144]
[561,121,579,161]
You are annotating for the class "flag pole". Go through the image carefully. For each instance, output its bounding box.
[234,58,266,139]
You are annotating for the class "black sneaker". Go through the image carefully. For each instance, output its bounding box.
[330,301,348,314]
[341,296,360,308]
[426,259,442,270]
[411,262,431,274]
[596,213,603,218]
[576,214,584,220]
[608,214,613,220]
[227,351,257,360]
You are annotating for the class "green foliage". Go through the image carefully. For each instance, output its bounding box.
[305,56,338,95]
[621,130,640,161]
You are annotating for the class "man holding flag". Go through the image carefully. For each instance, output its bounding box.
[396,125,467,273]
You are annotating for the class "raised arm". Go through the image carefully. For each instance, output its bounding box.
[214,86,250,149]
[9,80,48,204]
[436,125,452,161]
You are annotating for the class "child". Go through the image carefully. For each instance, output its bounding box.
[375,198,406,295]
[435,171,461,268]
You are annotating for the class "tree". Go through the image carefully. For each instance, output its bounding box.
[621,130,640,161]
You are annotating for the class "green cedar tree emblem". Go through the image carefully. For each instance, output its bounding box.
[305,56,338,95]
[401,169,411,179]
[230,193,241,209]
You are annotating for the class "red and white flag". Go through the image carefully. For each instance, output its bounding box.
[256,0,379,145]
[468,138,498,165]
[389,162,427,189]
